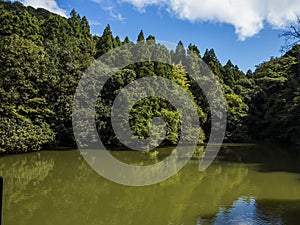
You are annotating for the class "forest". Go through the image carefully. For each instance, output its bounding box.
[0,0,300,153]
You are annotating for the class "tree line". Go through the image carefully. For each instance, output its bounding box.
[0,0,299,153]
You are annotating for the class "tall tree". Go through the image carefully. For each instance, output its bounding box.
[172,41,186,64]
[0,35,55,152]
[95,24,114,58]
[203,48,223,80]
[137,30,145,42]
[188,44,201,58]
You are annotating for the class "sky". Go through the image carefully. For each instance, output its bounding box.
[19,0,300,72]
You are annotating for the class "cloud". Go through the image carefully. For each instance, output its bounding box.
[120,0,300,40]
[89,20,102,26]
[104,6,126,22]
[91,0,103,3]
[21,0,67,17]
[91,0,126,22]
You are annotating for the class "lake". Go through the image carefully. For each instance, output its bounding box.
[0,144,300,225]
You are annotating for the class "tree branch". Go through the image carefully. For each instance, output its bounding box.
[280,16,300,52]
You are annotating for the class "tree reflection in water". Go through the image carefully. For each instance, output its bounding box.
[0,144,299,225]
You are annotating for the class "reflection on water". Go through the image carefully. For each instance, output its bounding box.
[0,144,299,225]
[198,198,300,225]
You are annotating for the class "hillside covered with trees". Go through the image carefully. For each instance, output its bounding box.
[0,0,299,153]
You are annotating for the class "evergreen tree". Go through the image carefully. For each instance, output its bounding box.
[202,48,223,80]
[2,0,300,153]
[137,30,145,42]
[223,60,235,86]
[172,41,186,64]
[95,24,114,58]
[146,35,156,43]
[188,44,201,58]
[123,36,130,44]
[115,36,122,47]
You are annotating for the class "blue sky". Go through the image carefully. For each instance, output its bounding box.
[20,0,300,72]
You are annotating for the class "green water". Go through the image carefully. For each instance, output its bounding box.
[0,144,300,225]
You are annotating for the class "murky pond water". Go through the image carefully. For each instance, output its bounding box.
[0,144,300,225]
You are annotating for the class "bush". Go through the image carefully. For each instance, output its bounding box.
[0,118,55,153]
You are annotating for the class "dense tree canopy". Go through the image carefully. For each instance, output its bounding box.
[0,0,299,153]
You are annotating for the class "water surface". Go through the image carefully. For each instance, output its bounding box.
[0,144,300,225]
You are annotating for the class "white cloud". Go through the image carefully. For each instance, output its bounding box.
[92,1,126,22]
[91,0,103,3]
[120,0,300,40]
[21,0,67,17]
[90,20,102,26]
[104,6,126,22]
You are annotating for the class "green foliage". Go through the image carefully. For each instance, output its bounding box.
[0,117,54,153]
[202,48,224,80]
[95,24,114,58]
[0,1,95,151]
[249,45,300,143]
[171,41,187,64]
[0,34,55,152]
[1,0,300,154]
[188,44,201,58]
[225,93,249,141]
[95,60,207,147]
[137,30,145,42]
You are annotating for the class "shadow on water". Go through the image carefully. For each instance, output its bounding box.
[218,143,300,174]
[255,199,300,225]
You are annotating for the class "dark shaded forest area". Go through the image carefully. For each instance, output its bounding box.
[0,0,299,153]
